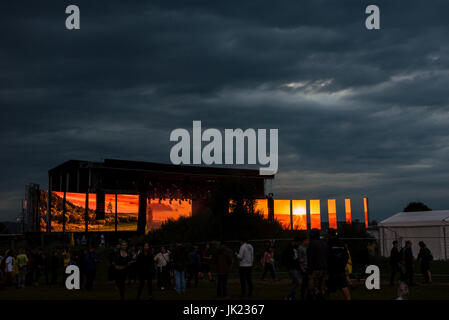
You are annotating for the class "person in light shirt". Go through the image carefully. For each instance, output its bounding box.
[235,238,254,297]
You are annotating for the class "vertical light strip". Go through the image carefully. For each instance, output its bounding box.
[363,197,369,228]
[328,199,337,229]
[274,200,292,229]
[345,198,352,224]
[310,199,321,230]
[292,200,307,230]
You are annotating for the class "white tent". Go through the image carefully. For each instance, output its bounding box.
[378,210,449,260]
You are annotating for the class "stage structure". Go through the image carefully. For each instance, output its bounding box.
[41,159,273,234]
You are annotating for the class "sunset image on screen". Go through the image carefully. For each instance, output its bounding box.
[255,199,268,217]
[274,200,291,229]
[116,194,139,231]
[49,192,96,232]
[328,199,337,229]
[149,199,192,230]
[310,199,321,229]
[345,198,352,224]
[292,200,307,230]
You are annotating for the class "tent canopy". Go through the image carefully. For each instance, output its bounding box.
[379,210,449,227]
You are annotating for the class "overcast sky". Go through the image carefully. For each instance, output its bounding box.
[1,0,449,222]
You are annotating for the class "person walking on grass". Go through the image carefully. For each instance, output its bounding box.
[16,248,28,289]
[389,240,401,285]
[85,246,99,291]
[401,241,415,286]
[172,240,188,295]
[327,228,351,300]
[113,241,133,300]
[215,242,233,298]
[297,236,309,300]
[261,246,278,281]
[236,238,254,298]
[136,242,154,300]
[187,245,201,288]
[283,236,300,300]
[154,246,170,290]
[201,243,214,282]
[417,241,433,284]
[307,229,328,301]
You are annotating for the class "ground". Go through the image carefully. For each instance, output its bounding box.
[1,277,448,300]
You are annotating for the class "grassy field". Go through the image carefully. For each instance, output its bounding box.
[1,277,448,300]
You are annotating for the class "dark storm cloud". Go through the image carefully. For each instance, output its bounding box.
[1,0,449,220]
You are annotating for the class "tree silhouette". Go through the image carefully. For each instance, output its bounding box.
[403,202,431,212]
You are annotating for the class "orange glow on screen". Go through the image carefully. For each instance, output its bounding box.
[363,197,369,228]
[150,199,192,230]
[345,198,352,224]
[328,199,337,229]
[292,200,307,230]
[310,200,321,230]
[255,199,268,217]
[274,200,291,229]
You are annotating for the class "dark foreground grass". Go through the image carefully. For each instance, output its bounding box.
[1,278,448,300]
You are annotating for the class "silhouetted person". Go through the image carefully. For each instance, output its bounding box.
[307,229,328,300]
[236,238,254,298]
[297,237,309,300]
[261,246,278,281]
[50,251,60,286]
[136,242,154,300]
[417,241,433,284]
[215,242,233,298]
[401,241,415,286]
[154,246,170,290]
[187,246,201,288]
[389,241,401,285]
[172,240,188,294]
[327,229,350,300]
[284,236,300,300]
[201,243,213,281]
[114,241,132,300]
[85,246,99,291]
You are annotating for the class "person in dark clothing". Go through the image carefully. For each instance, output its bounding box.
[114,241,132,300]
[417,241,433,284]
[307,229,328,301]
[108,243,120,282]
[85,246,99,291]
[50,251,60,286]
[297,237,309,301]
[76,249,87,288]
[172,241,188,294]
[261,246,278,281]
[401,241,415,286]
[187,246,201,288]
[215,242,233,298]
[41,251,50,285]
[284,236,300,300]
[200,243,214,281]
[357,243,370,280]
[389,241,401,285]
[327,229,350,300]
[136,242,154,300]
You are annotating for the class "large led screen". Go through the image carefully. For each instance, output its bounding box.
[149,199,192,230]
[292,200,307,230]
[345,198,352,224]
[310,199,321,230]
[328,199,337,229]
[274,200,291,229]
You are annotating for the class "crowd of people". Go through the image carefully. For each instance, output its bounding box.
[283,228,354,301]
[0,231,435,300]
[389,240,433,287]
[0,246,99,289]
